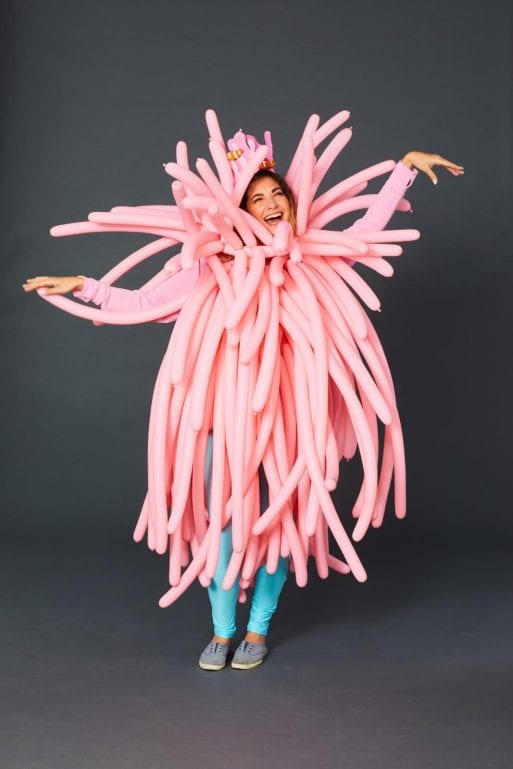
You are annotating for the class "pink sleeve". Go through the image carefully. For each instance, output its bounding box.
[346,160,418,235]
[72,261,203,323]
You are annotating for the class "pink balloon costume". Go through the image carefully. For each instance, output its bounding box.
[39,109,419,610]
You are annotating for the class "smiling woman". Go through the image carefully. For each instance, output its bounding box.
[241,169,297,233]
[22,108,463,673]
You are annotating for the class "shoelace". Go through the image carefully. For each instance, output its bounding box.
[241,642,262,653]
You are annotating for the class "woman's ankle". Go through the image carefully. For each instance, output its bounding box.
[212,634,232,644]
[244,631,267,644]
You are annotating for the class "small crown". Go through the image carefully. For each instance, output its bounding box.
[226,129,275,175]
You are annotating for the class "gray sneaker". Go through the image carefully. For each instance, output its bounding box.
[198,641,231,671]
[231,640,268,670]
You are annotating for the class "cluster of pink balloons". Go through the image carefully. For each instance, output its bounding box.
[39,109,420,607]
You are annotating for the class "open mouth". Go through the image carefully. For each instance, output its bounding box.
[263,212,283,224]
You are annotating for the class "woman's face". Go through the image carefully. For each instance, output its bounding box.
[245,176,291,233]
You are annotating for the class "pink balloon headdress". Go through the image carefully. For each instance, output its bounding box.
[226,129,276,177]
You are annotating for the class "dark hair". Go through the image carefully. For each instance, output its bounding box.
[241,169,297,232]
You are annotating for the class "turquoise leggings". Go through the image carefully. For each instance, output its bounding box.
[204,434,289,638]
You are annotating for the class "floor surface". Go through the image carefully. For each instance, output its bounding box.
[2,530,512,769]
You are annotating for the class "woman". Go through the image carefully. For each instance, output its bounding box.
[23,120,464,671]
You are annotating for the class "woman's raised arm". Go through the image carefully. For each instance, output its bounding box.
[346,151,464,235]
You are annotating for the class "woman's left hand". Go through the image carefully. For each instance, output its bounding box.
[401,151,464,185]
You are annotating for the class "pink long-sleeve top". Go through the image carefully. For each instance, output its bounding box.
[73,161,418,321]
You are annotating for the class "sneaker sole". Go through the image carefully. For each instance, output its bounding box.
[231,657,266,670]
[198,660,227,671]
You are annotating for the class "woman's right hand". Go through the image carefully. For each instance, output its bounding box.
[22,275,84,295]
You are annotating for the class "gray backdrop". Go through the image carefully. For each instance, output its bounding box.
[2,1,512,767]
[3,0,511,539]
